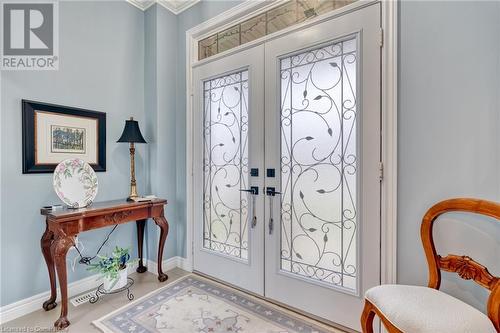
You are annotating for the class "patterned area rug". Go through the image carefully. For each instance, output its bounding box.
[93,274,341,333]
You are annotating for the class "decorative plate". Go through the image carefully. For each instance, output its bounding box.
[53,158,98,208]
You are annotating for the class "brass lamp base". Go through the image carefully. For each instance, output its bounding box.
[127,142,140,201]
[118,116,147,202]
[127,195,139,202]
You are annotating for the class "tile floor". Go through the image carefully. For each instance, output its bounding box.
[1,268,347,333]
[1,268,189,332]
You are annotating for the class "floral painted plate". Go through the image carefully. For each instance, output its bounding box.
[53,158,98,208]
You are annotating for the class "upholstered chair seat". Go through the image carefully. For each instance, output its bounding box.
[360,198,500,333]
[365,284,497,333]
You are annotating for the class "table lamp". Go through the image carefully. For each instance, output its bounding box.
[117,117,147,201]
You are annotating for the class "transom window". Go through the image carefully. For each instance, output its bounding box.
[198,0,356,60]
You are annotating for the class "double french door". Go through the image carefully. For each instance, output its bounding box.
[193,4,381,331]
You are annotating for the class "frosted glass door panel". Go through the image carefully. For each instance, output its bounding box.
[193,44,264,295]
[203,70,250,260]
[280,37,358,291]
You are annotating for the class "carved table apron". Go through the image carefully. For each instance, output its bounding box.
[40,199,169,329]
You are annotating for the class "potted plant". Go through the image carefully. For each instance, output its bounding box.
[88,247,136,292]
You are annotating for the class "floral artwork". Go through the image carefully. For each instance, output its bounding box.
[53,158,98,208]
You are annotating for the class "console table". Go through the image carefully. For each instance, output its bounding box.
[40,199,169,329]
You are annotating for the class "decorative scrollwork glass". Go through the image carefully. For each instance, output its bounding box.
[203,70,250,260]
[198,0,356,60]
[280,36,358,291]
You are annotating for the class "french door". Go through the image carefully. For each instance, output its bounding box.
[264,4,381,330]
[193,45,266,294]
[193,3,381,331]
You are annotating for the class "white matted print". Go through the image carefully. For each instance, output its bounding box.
[35,111,98,165]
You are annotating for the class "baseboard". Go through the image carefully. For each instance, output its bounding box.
[146,256,192,275]
[177,256,193,271]
[0,271,104,324]
[0,256,192,324]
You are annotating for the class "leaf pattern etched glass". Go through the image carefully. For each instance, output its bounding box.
[203,70,250,260]
[297,0,335,22]
[241,14,267,45]
[199,35,218,60]
[266,1,298,34]
[218,25,240,53]
[197,0,357,60]
[280,37,358,291]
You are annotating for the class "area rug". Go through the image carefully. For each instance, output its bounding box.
[93,274,341,333]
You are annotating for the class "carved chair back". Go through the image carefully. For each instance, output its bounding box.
[421,198,500,331]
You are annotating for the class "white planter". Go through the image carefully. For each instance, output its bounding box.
[103,266,128,292]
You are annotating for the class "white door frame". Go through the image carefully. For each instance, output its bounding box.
[185,0,398,286]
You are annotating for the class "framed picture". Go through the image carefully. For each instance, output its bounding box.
[22,100,106,173]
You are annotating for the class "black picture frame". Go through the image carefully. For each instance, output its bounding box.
[22,100,106,173]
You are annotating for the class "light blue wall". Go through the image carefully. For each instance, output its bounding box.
[144,4,179,265]
[398,1,500,311]
[144,5,158,263]
[0,1,146,306]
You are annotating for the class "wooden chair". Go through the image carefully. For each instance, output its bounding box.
[361,198,500,333]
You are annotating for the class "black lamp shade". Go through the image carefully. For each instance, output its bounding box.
[117,119,147,143]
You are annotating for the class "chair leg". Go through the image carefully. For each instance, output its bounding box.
[361,299,376,333]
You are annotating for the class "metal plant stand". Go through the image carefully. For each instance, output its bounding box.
[89,277,135,303]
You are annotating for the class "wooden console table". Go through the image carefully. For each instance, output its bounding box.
[40,199,169,329]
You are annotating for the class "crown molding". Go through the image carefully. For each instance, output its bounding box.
[127,0,155,11]
[158,0,200,15]
[126,0,200,14]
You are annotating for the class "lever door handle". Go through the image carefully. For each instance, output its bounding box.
[266,187,281,235]
[239,186,259,195]
[266,187,281,196]
[240,187,259,228]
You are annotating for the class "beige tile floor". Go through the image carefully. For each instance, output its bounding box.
[1,268,347,333]
[1,268,189,333]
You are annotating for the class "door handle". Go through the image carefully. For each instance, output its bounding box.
[266,187,281,196]
[266,187,281,234]
[251,215,257,228]
[239,186,259,195]
[240,187,259,228]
